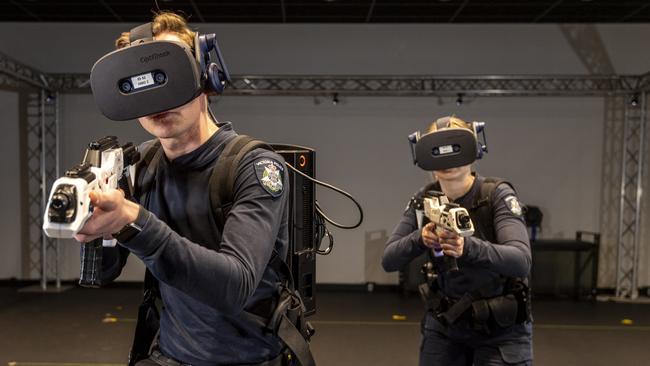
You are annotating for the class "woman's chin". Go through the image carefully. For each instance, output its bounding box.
[434,167,467,181]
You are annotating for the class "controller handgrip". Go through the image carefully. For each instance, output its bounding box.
[79,238,103,288]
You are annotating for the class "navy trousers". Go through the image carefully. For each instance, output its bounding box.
[419,312,533,366]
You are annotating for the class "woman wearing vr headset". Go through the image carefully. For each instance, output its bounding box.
[382,116,533,366]
[75,12,299,366]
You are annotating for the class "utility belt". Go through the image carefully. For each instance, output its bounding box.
[419,277,531,334]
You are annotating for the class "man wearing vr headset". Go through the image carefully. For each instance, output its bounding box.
[382,116,533,365]
[75,12,294,366]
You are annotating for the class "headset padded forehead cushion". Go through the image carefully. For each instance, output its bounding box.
[415,128,478,171]
[90,40,203,121]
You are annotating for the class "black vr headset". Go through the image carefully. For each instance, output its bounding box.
[90,23,231,121]
[408,118,488,171]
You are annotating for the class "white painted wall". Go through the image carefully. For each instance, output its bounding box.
[0,22,648,285]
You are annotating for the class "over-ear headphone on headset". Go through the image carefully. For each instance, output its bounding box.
[472,121,488,159]
[195,33,231,94]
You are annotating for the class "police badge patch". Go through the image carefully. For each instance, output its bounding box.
[254,158,284,197]
[504,195,523,216]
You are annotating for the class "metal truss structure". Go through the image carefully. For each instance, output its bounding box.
[229,74,650,97]
[0,52,50,91]
[600,96,626,294]
[561,24,647,300]
[22,90,60,290]
[616,94,647,298]
[1,49,649,298]
[41,72,650,97]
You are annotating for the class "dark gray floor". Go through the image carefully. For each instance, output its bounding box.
[1,286,650,366]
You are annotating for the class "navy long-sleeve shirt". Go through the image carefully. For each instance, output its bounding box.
[382,175,531,299]
[102,122,289,365]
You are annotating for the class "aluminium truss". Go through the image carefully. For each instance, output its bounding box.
[616,93,647,298]
[42,72,649,97]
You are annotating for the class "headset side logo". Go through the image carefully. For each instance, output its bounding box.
[140,51,170,63]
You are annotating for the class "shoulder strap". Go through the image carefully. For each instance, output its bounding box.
[129,140,163,365]
[470,177,530,287]
[469,176,508,243]
[411,181,439,207]
[425,181,440,195]
[471,176,506,209]
[134,140,163,202]
[209,134,274,231]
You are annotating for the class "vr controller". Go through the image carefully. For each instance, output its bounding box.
[408,121,488,171]
[43,136,139,245]
[423,191,475,238]
[422,191,474,272]
[410,191,474,277]
[43,136,139,288]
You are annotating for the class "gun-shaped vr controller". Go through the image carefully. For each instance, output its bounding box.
[412,191,474,273]
[422,191,474,272]
[42,136,140,287]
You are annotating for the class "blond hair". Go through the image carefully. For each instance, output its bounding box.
[115,11,195,49]
[427,116,472,133]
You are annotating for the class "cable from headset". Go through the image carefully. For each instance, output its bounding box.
[207,103,219,124]
[314,212,334,255]
[285,162,364,230]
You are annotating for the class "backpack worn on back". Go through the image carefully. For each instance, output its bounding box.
[128,135,315,366]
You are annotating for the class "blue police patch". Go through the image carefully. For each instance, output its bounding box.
[254,158,284,197]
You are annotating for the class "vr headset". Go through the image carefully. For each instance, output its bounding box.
[90,23,231,121]
[408,119,488,171]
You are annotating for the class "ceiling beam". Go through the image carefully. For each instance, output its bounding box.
[98,0,123,22]
[9,0,40,21]
[533,0,563,23]
[449,0,470,23]
[560,24,615,75]
[189,0,206,22]
[365,0,377,23]
[619,3,650,22]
